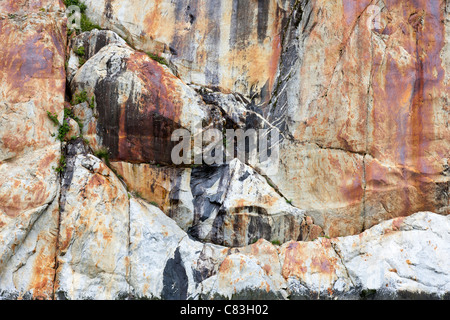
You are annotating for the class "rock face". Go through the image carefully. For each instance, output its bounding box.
[263,0,450,237]
[77,0,450,237]
[1,0,65,14]
[54,141,130,300]
[45,143,450,299]
[0,0,449,300]
[284,211,450,299]
[67,29,126,82]
[0,2,66,299]
[70,42,211,165]
[187,159,318,246]
[332,212,450,299]
[111,158,322,248]
[82,0,295,99]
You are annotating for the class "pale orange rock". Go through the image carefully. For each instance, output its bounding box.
[54,154,130,300]
[263,0,449,236]
[82,0,293,99]
[110,161,185,213]
[0,0,65,14]
[0,3,66,299]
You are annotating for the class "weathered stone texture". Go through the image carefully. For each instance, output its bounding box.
[0,0,449,300]
[264,0,449,236]
[70,43,210,165]
[0,3,66,299]
[82,0,295,98]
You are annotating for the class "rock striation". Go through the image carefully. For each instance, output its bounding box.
[0,0,449,300]
[264,0,450,237]
[81,0,295,99]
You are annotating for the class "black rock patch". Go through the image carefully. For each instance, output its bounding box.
[161,247,188,300]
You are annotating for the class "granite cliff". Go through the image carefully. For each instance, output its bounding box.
[0,0,448,300]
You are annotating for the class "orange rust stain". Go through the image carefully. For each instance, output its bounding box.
[1,134,22,154]
[308,225,324,241]
[112,51,183,164]
[311,256,334,274]
[368,0,448,218]
[110,162,176,213]
[0,19,64,104]
[1,0,63,13]
[143,0,163,38]
[342,0,373,26]
[392,217,405,231]
[249,245,259,257]
[87,174,106,188]
[239,257,245,271]
[261,194,277,207]
[267,33,282,102]
[38,151,57,171]
[218,257,233,275]
[29,250,54,299]
[59,228,73,251]
[236,199,247,208]
[262,264,272,276]
[87,121,97,135]
[102,232,112,242]
[117,102,128,163]
[281,242,306,279]
[282,239,339,280]
[0,179,51,218]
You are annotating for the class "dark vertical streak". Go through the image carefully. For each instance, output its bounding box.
[257,0,270,44]
[204,0,222,87]
[229,0,254,48]
[161,247,188,300]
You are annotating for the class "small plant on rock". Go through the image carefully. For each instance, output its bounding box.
[47,111,60,126]
[63,0,87,12]
[74,46,86,65]
[54,154,67,173]
[78,57,86,66]
[57,119,71,141]
[71,90,88,105]
[94,147,110,166]
[89,96,95,109]
[271,240,281,246]
[150,201,159,207]
[74,46,85,57]
[64,0,101,33]
[146,52,169,67]
[47,110,71,141]
[80,13,101,32]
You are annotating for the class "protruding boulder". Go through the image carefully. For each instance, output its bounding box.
[70,43,211,165]
[332,212,450,299]
[54,146,130,300]
[187,159,320,247]
[67,30,127,82]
